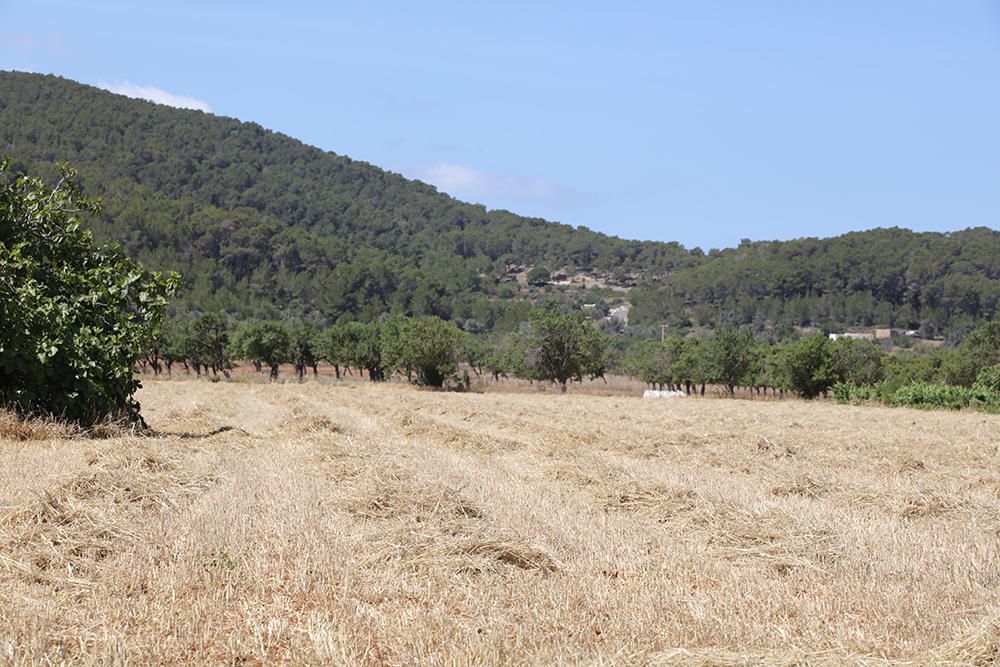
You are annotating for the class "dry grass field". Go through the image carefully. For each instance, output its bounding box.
[2,379,999,665]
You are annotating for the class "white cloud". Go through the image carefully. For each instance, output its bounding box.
[421,163,490,195]
[97,80,212,113]
[419,162,585,204]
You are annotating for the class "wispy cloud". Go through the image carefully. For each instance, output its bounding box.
[0,32,59,49]
[97,80,212,113]
[0,31,79,57]
[419,162,587,205]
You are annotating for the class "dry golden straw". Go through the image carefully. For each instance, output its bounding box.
[1,379,998,664]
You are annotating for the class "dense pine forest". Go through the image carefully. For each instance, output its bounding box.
[1,71,998,338]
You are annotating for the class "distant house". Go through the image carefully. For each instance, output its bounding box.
[829,332,875,341]
[874,328,894,340]
[609,305,629,328]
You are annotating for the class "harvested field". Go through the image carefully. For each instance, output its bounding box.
[2,380,999,664]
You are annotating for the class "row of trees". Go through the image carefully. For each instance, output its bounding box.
[145,305,608,392]
[624,321,1000,401]
[149,307,1000,405]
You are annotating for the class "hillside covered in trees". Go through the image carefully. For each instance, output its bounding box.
[631,228,1000,338]
[1,71,997,337]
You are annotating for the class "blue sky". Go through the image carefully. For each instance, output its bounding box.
[2,1,998,250]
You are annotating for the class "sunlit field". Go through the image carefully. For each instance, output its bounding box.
[2,379,999,664]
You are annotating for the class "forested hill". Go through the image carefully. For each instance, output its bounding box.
[2,71,998,337]
[0,71,691,329]
[630,227,1000,338]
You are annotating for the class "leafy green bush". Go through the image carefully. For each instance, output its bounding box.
[834,379,999,413]
[526,265,551,286]
[232,321,288,379]
[522,305,607,392]
[832,382,878,404]
[0,161,177,424]
[382,316,465,388]
[969,368,1000,413]
[890,383,971,410]
[973,364,1000,393]
[782,335,833,399]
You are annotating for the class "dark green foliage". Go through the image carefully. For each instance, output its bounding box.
[781,335,834,399]
[945,321,1000,386]
[159,319,188,375]
[890,382,976,410]
[973,365,1000,394]
[0,161,177,424]
[521,305,607,392]
[316,324,350,378]
[383,317,465,387]
[624,339,679,389]
[527,265,551,285]
[459,336,492,376]
[187,313,232,376]
[835,379,1000,412]
[340,321,387,381]
[232,321,288,379]
[882,349,948,389]
[705,329,757,396]
[828,338,885,386]
[832,382,880,405]
[289,323,320,380]
[630,228,1000,337]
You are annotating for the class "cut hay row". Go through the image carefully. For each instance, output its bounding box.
[1,379,998,664]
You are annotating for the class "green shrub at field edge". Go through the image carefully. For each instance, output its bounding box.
[834,380,1000,413]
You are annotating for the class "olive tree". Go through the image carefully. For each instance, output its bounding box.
[232,321,289,380]
[383,316,465,388]
[522,305,607,392]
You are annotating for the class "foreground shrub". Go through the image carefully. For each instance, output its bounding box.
[0,161,177,424]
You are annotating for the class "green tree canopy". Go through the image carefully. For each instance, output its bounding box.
[829,338,885,386]
[522,305,607,392]
[187,313,231,376]
[341,321,387,382]
[232,321,289,379]
[383,316,465,388]
[705,328,756,396]
[527,265,551,286]
[782,335,834,399]
[289,322,320,380]
[0,161,177,424]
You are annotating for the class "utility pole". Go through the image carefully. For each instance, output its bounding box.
[660,324,668,342]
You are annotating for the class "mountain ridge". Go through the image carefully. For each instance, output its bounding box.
[1,71,997,337]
